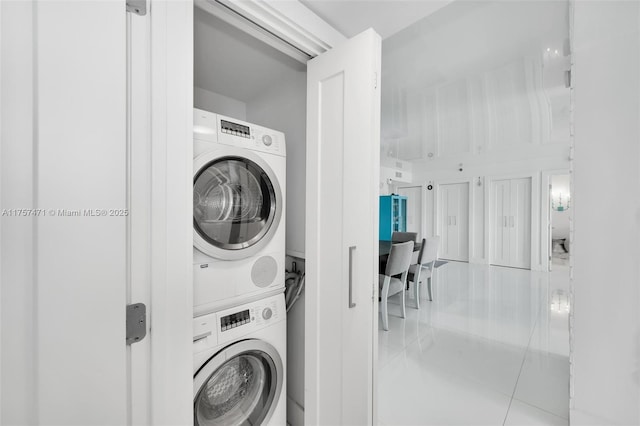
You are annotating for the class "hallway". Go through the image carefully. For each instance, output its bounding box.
[378,261,570,425]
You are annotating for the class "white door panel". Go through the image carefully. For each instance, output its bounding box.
[491,178,532,269]
[438,182,469,261]
[2,2,194,425]
[511,178,532,268]
[492,180,510,265]
[306,29,381,425]
[1,2,127,423]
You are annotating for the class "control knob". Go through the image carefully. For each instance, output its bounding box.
[262,307,273,320]
[262,135,273,146]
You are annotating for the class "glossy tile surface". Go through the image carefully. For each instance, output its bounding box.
[378,261,570,425]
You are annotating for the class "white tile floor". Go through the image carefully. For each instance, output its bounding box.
[378,259,570,426]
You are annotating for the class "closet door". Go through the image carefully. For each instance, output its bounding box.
[306,28,381,426]
[439,183,469,261]
[491,178,532,268]
[2,2,130,423]
[492,179,511,266]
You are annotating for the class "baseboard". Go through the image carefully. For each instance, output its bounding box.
[287,395,304,426]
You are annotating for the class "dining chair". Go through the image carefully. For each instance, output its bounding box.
[407,236,440,308]
[391,231,418,243]
[379,240,414,331]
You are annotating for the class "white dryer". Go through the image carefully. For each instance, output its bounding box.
[193,108,286,315]
[193,293,286,426]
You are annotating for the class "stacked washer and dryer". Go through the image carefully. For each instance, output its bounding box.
[192,108,287,426]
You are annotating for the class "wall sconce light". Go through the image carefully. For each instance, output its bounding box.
[552,192,570,211]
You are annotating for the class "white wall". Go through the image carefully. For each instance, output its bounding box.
[246,70,307,259]
[381,0,571,270]
[413,138,570,269]
[284,256,306,426]
[194,86,247,120]
[571,1,640,424]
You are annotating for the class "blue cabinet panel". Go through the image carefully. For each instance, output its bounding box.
[379,195,407,241]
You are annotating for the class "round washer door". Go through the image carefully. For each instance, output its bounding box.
[193,340,283,426]
[193,146,282,260]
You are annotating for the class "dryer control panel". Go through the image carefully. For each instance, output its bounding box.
[193,109,286,157]
[217,114,286,157]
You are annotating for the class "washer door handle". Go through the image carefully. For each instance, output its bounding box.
[193,331,212,343]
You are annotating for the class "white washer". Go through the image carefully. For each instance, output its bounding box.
[193,108,286,315]
[193,293,286,426]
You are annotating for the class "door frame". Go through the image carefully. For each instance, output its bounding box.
[137,2,194,424]
[433,178,473,262]
[485,172,540,270]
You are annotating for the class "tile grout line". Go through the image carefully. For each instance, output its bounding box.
[510,396,570,421]
[502,299,543,425]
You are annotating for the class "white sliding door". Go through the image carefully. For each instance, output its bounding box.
[306,29,381,425]
[438,182,469,262]
[491,177,532,269]
[1,2,128,423]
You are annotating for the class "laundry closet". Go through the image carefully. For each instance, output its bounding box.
[193,4,308,424]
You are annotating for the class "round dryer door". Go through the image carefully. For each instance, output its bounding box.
[193,148,282,260]
[194,340,283,426]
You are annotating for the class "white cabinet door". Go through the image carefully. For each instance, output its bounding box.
[438,183,469,261]
[491,178,532,269]
[305,28,381,426]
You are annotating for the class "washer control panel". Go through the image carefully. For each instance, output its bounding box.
[220,309,250,332]
[262,307,273,320]
[220,120,250,139]
[193,292,285,353]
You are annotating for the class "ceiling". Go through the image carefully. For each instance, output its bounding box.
[380,0,571,160]
[194,0,456,101]
[194,7,306,103]
[299,0,455,39]
[195,0,571,153]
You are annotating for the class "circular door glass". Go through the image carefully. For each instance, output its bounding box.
[195,351,277,426]
[194,157,276,251]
